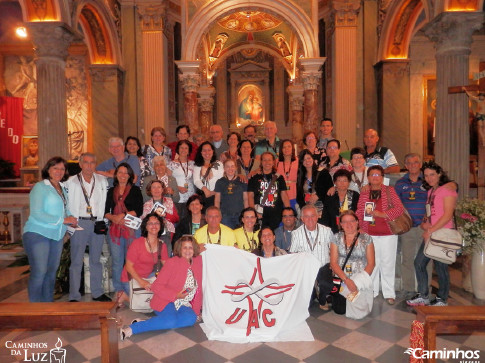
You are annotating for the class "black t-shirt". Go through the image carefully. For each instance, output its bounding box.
[248,173,287,230]
[214,177,247,216]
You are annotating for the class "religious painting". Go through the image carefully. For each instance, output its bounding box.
[21,135,39,168]
[237,85,264,126]
[423,77,478,159]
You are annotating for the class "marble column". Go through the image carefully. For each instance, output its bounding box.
[376,60,410,163]
[28,22,73,167]
[300,58,326,133]
[330,0,361,148]
[138,4,167,142]
[424,12,484,198]
[198,86,215,139]
[89,65,124,162]
[287,84,305,146]
[175,61,201,135]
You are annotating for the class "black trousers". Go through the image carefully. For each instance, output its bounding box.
[314,263,334,305]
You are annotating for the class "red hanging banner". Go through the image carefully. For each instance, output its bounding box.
[0,97,24,176]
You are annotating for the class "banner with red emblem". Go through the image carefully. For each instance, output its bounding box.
[200,245,320,343]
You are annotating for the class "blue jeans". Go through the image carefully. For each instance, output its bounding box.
[23,232,64,302]
[130,303,196,334]
[109,235,133,294]
[414,242,450,301]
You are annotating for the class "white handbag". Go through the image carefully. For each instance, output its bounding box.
[423,238,457,264]
[129,276,156,313]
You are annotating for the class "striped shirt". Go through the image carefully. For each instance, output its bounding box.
[290,224,334,267]
[394,173,427,227]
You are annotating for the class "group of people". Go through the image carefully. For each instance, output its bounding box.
[22,118,457,339]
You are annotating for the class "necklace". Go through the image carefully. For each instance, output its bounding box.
[145,237,158,263]
[283,160,292,179]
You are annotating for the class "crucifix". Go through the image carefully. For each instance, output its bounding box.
[448,61,485,200]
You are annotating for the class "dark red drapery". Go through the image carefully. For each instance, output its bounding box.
[0,96,24,176]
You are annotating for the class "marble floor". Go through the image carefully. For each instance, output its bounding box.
[0,255,484,363]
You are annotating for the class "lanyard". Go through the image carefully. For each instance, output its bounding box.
[239,158,254,175]
[49,180,67,216]
[243,228,256,250]
[303,226,319,252]
[179,160,189,179]
[207,227,221,245]
[77,174,95,203]
[283,160,292,179]
[266,140,278,154]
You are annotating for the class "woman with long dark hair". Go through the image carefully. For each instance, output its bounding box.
[407,161,457,307]
[277,139,298,209]
[125,136,151,188]
[234,207,260,251]
[193,141,224,208]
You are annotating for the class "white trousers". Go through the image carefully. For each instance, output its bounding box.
[370,234,398,299]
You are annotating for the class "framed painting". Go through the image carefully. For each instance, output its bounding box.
[22,135,39,168]
[237,84,264,126]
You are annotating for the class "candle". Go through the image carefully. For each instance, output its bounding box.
[49,338,66,363]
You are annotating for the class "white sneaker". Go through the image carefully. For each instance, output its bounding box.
[120,327,132,341]
[406,293,430,306]
[429,298,448,307]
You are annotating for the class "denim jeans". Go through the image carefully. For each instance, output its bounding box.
[23,232,64,302]
[222,214,240,230]
[109,235,133,294]
[131,303,196,334]
[414,242,450,300]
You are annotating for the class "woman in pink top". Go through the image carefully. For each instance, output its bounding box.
[120,235,202,340]
[277,139,298,209]
[407,161,457,307]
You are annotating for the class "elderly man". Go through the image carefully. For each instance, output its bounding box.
[66,153,111,302]
[243,124,258,144]
[167,125,198,161]
[248,151,290,230]
[209,124,228,159]
[318,118,334,151]
[363,129,400,174]
[274,207,299,252]
[194,206,236,247]
[395,153,433,300]
[290,204,335,310]
[254,121,280,160]
[96,137,141,186]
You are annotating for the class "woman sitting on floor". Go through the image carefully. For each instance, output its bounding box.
[120,235,202,340]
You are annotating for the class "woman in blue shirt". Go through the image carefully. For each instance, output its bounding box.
[23,156,77,302]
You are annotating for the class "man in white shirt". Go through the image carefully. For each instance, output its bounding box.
[66,152,110,302]
[290,204,335,310]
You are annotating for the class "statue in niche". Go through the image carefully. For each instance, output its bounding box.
[272,32,291,58]
[210,33,229,58]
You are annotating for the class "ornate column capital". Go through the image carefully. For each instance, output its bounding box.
[137,3,166,31]
[300,58,326,91]
[176,60,201,93]
[424,12,484,57]
[331,0,362,27]
[198,86,215,111]
[28,22,74,60]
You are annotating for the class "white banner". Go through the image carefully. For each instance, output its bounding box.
[200,245,320,343]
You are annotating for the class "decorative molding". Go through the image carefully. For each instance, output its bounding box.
[332,0,362,27]
[89,65,122,83]
[179,73,200,93]
[198,97,214,112]
[382,61,410,78]
[289,96,305,111]
[81,7,107,58]
[138,4,165,31]
[29,22,74,60]
[424,12,484,57]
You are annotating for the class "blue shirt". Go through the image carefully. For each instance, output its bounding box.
[24,180,70,240]
[394,173,427,227]
[96,153,141,187]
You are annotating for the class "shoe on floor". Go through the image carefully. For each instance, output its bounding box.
[429,297,448,307]
[406,293,430,306]
[120,327,132,341]
[319,304,330,311]
[386,298,395,305]
[93,294,112,302]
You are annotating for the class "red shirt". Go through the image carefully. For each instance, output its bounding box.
[121,237,169,282]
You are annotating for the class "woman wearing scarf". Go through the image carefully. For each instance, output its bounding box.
[105,162,143,307]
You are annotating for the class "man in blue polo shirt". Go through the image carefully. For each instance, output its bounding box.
[394,153,431,298]
[96,137,141,187]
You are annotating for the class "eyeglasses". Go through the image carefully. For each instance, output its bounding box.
[352,155,364,160]
[370,173,382,177]
[327,146,338,150]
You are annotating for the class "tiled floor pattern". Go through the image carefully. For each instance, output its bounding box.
[0,258,484,363]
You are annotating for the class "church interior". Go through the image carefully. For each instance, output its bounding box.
[0,0,485,361]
